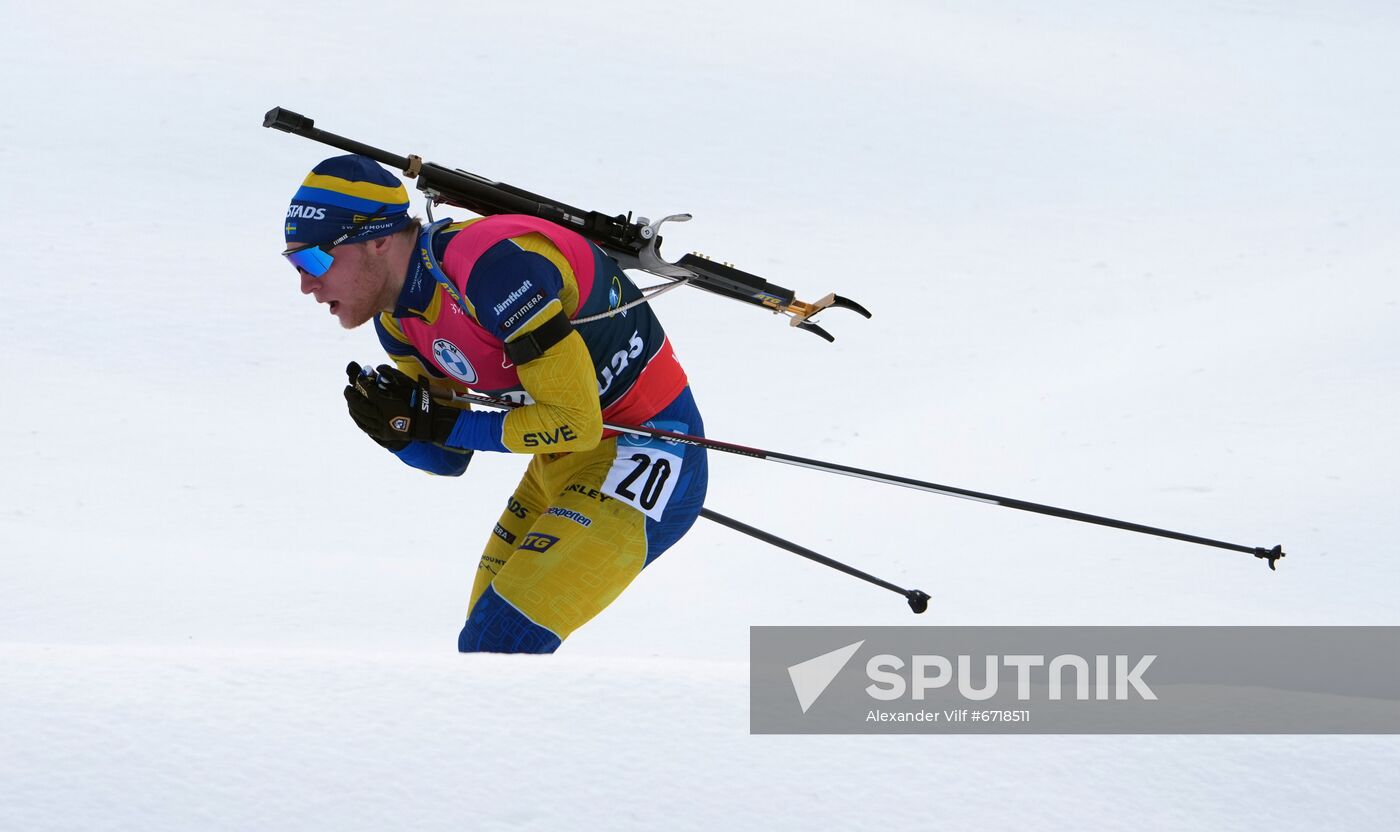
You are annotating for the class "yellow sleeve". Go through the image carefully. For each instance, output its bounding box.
[498,305,602,454]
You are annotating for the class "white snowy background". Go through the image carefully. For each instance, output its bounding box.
[3,0,1398,829]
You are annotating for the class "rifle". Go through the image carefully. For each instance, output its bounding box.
[263,107,871,341]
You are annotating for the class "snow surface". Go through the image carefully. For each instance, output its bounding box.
[3,0,1399,829]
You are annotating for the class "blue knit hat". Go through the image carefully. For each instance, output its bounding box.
[284,154,411,245]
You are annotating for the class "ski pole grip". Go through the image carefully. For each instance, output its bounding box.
[263,107,314,134]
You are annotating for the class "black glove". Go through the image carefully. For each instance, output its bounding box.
[343,362,461,450]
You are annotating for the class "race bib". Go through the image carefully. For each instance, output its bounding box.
[602,420,688,521]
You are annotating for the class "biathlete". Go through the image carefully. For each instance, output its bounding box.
[281,154,707,653]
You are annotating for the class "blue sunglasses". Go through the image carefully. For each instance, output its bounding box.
[283,243,337,276]
[282,204,388,277]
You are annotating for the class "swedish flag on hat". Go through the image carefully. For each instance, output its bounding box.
[284,154,411,245]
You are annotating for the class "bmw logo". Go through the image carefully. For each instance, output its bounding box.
[432,339,478,384]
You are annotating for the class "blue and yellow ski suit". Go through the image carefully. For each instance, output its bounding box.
[374,214,707,653]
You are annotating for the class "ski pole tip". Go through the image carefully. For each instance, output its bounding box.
[1253,545,1285,571]
[906,589,931,614]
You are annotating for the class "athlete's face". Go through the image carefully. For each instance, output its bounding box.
[292,240,389,330]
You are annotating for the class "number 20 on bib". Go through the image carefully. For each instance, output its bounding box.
[602,421,688,521]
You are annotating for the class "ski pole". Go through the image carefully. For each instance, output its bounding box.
[701,508,931,614]
[444,389,1285,570]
